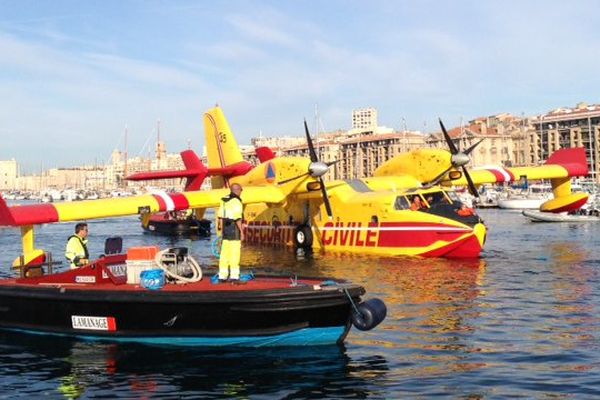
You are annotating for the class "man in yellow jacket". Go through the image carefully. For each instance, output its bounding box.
[217,183,245,283]
[65,223,89,269]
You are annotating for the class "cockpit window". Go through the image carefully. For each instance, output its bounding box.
[423,191,448,206]
[394,196,410,210]
[446,191,460,202]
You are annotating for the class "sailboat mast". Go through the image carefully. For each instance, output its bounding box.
[124,125,128,188]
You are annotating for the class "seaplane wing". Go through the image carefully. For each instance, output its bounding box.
[445,147,589,186]
[0,186,286,227]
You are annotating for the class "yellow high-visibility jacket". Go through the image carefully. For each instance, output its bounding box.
[65,235,89,269]
[217,195,243,241]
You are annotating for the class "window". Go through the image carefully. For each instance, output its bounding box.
[394,196,410,210]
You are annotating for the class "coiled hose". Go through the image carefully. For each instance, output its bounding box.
[154,249,203,283]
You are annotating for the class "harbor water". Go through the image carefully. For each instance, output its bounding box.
[0,207,599,398]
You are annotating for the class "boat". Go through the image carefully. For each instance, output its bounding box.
[2,244,386,347]
[143,212,211,237]
[497,184,553,210]
[522,209,600,223]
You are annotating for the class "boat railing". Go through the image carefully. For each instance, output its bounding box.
[14,252,62,278]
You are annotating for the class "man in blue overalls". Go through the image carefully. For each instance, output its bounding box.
[217,183,245,283]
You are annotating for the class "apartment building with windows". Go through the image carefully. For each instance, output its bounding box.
[530,102,600,181]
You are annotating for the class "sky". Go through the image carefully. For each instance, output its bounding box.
[1,0,599,173]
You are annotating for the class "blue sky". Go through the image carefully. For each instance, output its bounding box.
[1,0,599,172]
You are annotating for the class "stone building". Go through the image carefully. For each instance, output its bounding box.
[427,113,530,167]
[0,159,18,190]
[530,102,600,181]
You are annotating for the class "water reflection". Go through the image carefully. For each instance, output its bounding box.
[0,330,389,399]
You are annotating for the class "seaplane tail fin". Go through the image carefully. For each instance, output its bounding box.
[0,195,16,226]
[203,106,245,189]
[256,146,276,163]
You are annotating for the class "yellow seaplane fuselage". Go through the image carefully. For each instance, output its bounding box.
[224,158,486,258]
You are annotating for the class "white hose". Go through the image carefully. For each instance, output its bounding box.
[154,249,203,283]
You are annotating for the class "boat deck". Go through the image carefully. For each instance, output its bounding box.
[5,253,349,293]
[0,275,336,292]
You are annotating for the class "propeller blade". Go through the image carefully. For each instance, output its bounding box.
[439,118,459,154]
[464,138,484,155]
[304,119,319,162]
[319,177,333,218]
[462,166,480,198]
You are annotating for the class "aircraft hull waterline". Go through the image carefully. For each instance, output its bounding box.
[0,256,366,347]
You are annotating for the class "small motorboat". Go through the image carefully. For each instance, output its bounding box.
[143,212,211,237]
[2,244,386,347]
[522,209,600,223]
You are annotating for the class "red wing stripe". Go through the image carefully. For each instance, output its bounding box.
[152,194,167,212]
[10,204,59,225]
[169,193,190,210]
[485,167,513,182]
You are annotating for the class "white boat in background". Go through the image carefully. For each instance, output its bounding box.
[522,209,600,223]
[474,187,500,208]
[497,184,552,210]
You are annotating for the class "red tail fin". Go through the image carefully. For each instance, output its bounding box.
[545,147,588,176]
[256,146,276,162]
[0,195,16,226]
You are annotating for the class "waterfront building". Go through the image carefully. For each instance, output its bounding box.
[427,113,530,167]
[339,130,426,179]
[352,107,378,131]
[261,128,426,181]
[530,102,600,182]
[0,159,18,190]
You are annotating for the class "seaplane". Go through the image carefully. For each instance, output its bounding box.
[125,106,590,258]
[0,107,589,263]
[200,107,589,258]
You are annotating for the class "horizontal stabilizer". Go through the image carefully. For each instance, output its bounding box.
[127,150,208,191]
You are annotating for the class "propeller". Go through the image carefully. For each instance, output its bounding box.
[277,120,335,218]
[438,118,483,198]
[304,120,334,218]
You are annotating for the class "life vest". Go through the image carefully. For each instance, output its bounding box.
[218,194,243,240]
[457,207,475,216]
[65,235,89,268]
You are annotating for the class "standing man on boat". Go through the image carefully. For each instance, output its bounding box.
[65,223,89,269]
[217,183,245,283]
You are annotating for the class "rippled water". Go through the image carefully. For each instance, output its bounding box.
[0,207,599,398]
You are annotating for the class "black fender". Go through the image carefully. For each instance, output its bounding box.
[351,298,387,331]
